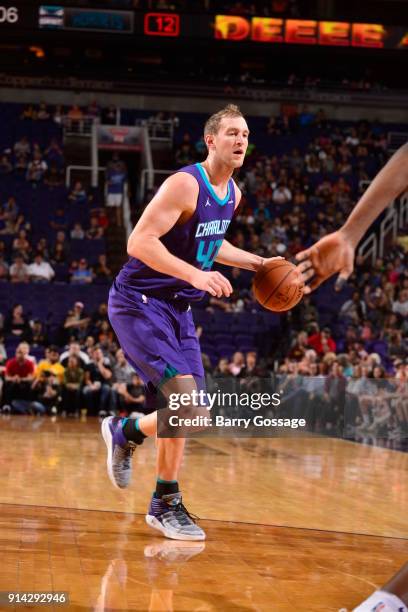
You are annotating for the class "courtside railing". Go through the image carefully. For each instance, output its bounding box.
[358,191,408,263]
[65,165,105,188]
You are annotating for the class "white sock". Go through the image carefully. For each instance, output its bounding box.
[353,590,408,612]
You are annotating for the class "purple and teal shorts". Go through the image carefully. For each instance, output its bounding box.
[108,280,204,389]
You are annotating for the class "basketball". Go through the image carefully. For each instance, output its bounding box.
[253,260,304,312]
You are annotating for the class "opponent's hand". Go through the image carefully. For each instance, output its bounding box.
[295,230,355,294]
[190,269,233,298]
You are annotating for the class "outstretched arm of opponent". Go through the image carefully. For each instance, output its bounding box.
[127,172,232,297]
[296,143,408,292]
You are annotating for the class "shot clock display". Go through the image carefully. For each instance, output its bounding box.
[144,13,180,37]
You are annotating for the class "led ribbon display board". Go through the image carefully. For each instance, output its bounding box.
[39,6,134,33]
[31,8,408,49]
[214,15,408,49]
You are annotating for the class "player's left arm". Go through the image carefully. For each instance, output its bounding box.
[214,181,281,271]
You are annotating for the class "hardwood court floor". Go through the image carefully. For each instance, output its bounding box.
[0,416,407,611]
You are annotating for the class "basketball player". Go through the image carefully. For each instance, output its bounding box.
[102,105,286,541]
[296,144,408,612]
[353,563,408,612]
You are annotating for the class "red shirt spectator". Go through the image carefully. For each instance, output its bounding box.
[307,328,336,355]
[6,354,35,378]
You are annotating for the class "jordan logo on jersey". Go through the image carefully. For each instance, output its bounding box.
[205,198,211,207]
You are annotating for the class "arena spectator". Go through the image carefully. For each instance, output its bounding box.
[93,254,112,284]
[51,243,68,265]
[36,346,65,384]
[12,229,31,261]
[37,102,50,120]
[53,231,70,259]
[67,105,84,132]
[31,319,48,348]
[113,373,146,417]
[17,341,36,365]
[229,351,245,376]
[91,303,110,335]
[20,105,37,121]
[214,358,231,377]
[340,291,367,324]
[70,258,93,284]
[28,253,55,283]
[111,349,133,384]
[4,304,31,342]
[44,164,64,189]
[61,355,84,416]
[62,302,90,343]
[308,327,337,355]
[272,183,292,206]
[70,223,85,240]
[0,154,13,174]
[30,371,60,415]
[13,136,30,157]
[53,105,63,125]
[68,181,88,205]
[106,153,127,226]
[34,238,50,261]
[83,346,113,416]
[14,153,28,176]
[0,255,9,281]
[59,340,90,369]
[3,345,35,409]
[392,289,408,318]
[49,208,68,232]
[26,152,48,185]
[86,216,104,240]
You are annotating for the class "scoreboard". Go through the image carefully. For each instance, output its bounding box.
[1,5,408,50]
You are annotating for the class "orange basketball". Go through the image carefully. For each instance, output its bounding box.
[253,259,304,312]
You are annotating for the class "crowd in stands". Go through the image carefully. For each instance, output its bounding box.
[18,101,117,128]
[0,102,127,284]
[0,309,146,419]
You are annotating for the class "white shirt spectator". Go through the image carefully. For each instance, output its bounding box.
[14,138,31,156]
[272,186,292,205]
[28,258,55,282]
[59,348,90,367]
[27,158,48,182]
[10,260,29,282]
[392,291,408,317]
[70,224,85,239]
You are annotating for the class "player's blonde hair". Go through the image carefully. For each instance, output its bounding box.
[204,104,244,136]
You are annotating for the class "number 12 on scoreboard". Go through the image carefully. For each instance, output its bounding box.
[144,13,180,37]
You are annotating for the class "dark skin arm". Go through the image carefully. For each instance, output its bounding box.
[296,143,408,292]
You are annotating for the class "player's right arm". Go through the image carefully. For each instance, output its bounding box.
[127,173,232,298]
[296,143,408,292]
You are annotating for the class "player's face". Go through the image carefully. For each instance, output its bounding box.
[212,116,249,168]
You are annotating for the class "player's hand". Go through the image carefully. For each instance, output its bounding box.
[190,270,233,298]
[256,256,284,271]
[295,230,355,294]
